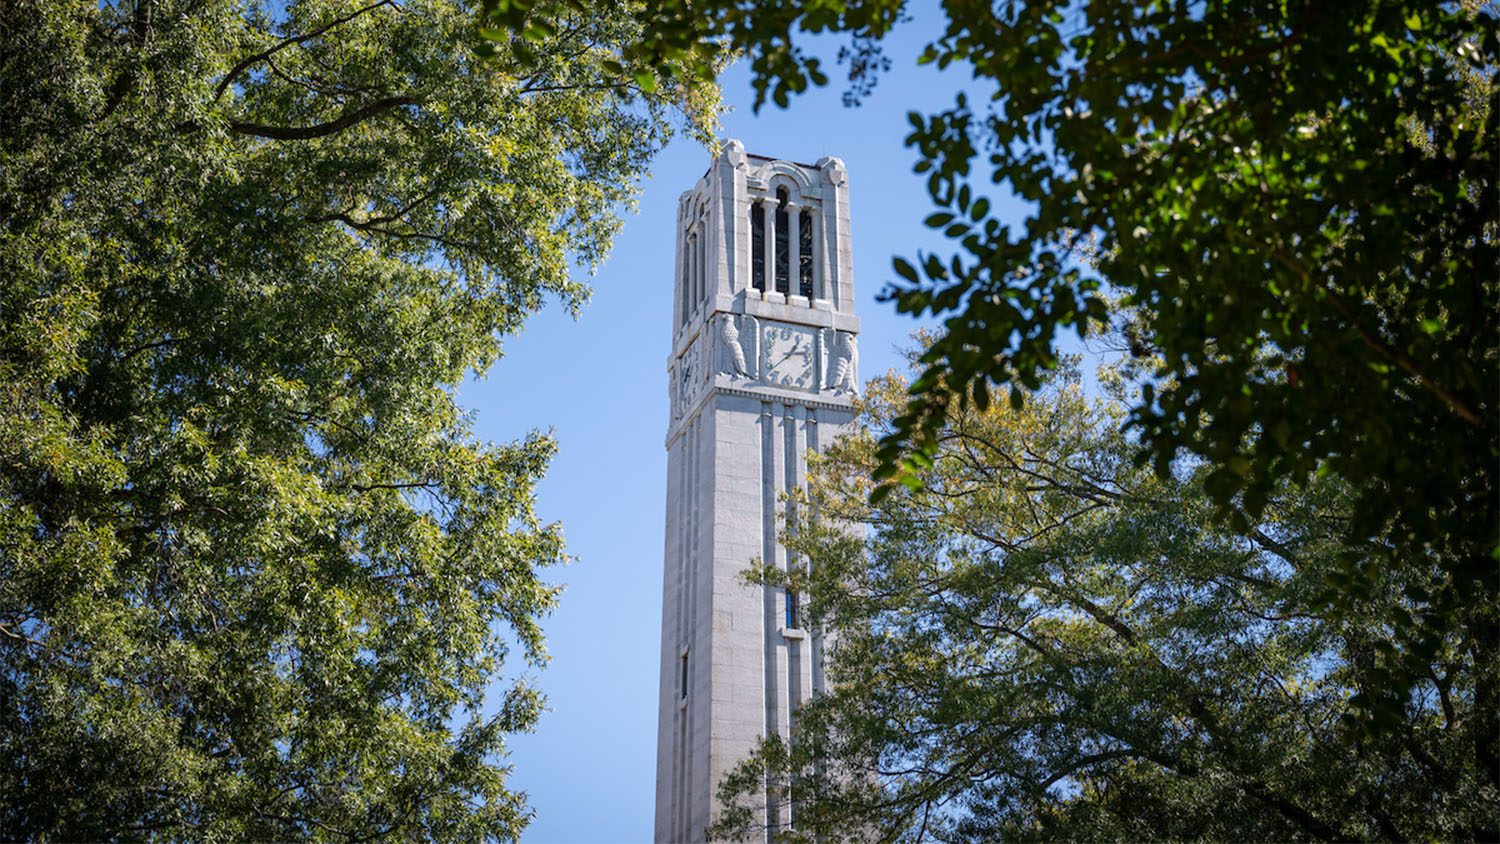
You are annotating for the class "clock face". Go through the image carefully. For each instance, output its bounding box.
[761,324,816,389]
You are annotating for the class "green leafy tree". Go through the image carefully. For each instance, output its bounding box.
[616,0,1497,743]
[0,0,712,838]
[712,341,1499,842]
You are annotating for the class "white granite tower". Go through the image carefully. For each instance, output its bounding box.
[655,142,860,843]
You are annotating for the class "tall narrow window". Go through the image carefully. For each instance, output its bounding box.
[688,233,698,312]
[798,209,813,298]
[698,223,708,305]
[680,232,690,325]
[785,590,799,629]
[680,652,689,699]
[751,203,766,291]
[774,188,790,294]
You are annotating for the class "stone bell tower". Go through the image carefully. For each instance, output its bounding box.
[655,141,860,842]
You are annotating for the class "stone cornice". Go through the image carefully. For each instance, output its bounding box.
[665,381,857,446]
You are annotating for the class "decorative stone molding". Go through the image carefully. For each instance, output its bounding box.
[722,138,747,170]
[817,155,847,186]
[754,159,821,197]
[711,383,857,414]
[827,330,859,395]
[716,313,751,378]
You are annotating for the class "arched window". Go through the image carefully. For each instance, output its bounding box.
[774,188,789,294]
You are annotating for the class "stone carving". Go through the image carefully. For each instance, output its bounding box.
[818,155,847,187]
[722,139,747,170]
[827,330,859,395]
[717,314,750,378]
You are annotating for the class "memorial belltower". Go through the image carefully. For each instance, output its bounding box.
[655,142,860,842]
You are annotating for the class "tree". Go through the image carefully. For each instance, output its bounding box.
[0,0,712,838]
[621,0,1497,745]
[711,341,1499,842]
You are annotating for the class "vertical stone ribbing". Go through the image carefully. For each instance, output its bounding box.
[806,411,826,700]
[685,418,699,841]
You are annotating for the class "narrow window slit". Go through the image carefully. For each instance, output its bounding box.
[774,188,790,294]
[751,203,766,291]
[691,232,701,308]
[680,229,691,325]
[697,220,708,305]
[798,209,813,298]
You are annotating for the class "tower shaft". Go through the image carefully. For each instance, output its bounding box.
[656,142,860,843]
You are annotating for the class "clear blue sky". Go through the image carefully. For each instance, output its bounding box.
[460,21,1024,843]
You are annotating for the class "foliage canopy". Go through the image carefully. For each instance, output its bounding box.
[713,345,1499,842]
[0,0,710,838]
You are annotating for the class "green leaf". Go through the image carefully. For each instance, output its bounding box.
[0,0,711,835]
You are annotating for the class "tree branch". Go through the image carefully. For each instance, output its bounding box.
[1038,749,1142,791]
[1247,526,1300,569]
[1070,594,1137,645]
[308,187,442,229]
[96,0,153,121]
[214,0,397,101]
[0,620,48,650]
[1261,244,1485,429]
[1241,781,1343,841]
[1320,285,1484,428]
[310,213,486,254]
[349,481,436,493]
[228,95,415,141]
